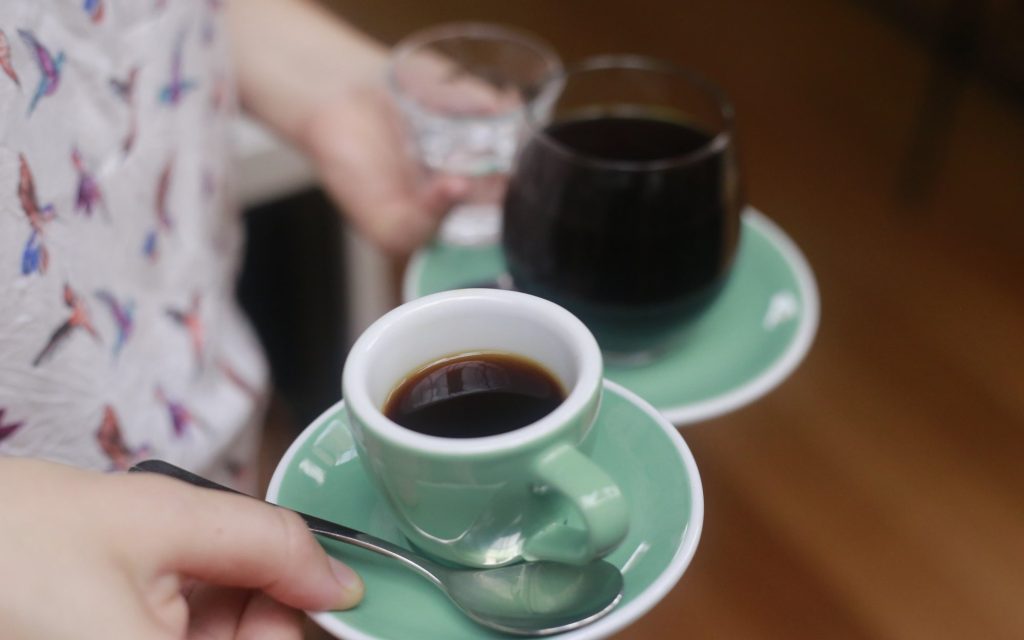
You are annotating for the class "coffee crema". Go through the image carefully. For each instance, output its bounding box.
[383,352,566,438]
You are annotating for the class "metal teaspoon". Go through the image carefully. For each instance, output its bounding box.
[129,459,624,637]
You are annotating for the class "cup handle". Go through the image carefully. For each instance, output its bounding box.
[522,444,629,565]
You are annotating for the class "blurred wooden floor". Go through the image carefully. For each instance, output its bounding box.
[279,0,1024,638]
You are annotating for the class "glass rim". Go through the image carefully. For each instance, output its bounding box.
[524,55,736,172]
[388,21,563,121]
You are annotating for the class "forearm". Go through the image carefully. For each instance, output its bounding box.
[226,0,388,147]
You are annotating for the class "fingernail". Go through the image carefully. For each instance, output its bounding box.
[329,557,364,609]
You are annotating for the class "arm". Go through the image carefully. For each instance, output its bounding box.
[226,0,465,254]
[226,0,386,143]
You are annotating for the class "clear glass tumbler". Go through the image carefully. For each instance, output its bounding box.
[503,56,743,362]
[389,23,562,246]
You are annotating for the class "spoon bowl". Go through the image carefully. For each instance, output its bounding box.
[130,460,623,637]
[434,557,623,636]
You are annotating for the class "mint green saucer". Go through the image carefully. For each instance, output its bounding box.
[267,381,703,640]
[403,208,819,425]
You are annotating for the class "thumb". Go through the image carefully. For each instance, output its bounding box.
[130,475,363,611]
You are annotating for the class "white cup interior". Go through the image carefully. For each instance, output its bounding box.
[367,305,578,405]
[343,289,602,452]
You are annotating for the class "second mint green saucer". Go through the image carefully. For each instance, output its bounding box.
[403,208,819,425]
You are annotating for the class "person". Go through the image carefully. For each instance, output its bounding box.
[0,0,464,637]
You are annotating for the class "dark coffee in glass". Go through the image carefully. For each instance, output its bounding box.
[502,57,742,358]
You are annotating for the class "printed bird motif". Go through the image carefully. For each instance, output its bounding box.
[217,358,260,399]
[95,290,134,358]
[109,67,138,102]
[201,0,225,44]
[166,293,204,368]
[158,30,197,106]
[155,160,174,230]
[33,284,101,366]
[0,30,20,86]
[0,408,24,444]
[72,147,105,217]
[83,0,105,24]
[143,159,174,260]
[122,118,138,154]
[142,230,158,260]
[18,29,64,116]
[96,405,148,471]
[155,386,196,438]
[18,154,56,275]
[110,67,139,153]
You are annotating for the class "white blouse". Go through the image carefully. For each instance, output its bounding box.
[0,0,268,490]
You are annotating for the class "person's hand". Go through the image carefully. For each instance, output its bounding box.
[228,0,474,256]
[0,458,362,640]
[300,83,468,255]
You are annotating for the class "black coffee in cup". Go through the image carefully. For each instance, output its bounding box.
[384,352,566,438]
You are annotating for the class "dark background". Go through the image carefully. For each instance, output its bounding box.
[239,189,346,427]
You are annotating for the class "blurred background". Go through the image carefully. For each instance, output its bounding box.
[240,0,1024,638]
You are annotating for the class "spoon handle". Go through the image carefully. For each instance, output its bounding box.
[129,460,443,584]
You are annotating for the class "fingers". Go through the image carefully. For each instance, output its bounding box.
[122,474,364,613]
[302,87,468,255]
[339,174,467,255]
[235,592,305,640]
[396,50,508,115]
[186,588,305,640]
[186,585,249,640]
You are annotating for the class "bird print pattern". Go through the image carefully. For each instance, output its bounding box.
[83,0,105,24]
[0,408,24,444]
[0,30,20,86]
[18,154,57,276]
[94,290,134,358]
[143,158,176,260]
[159,30,198,106]
[96,405,149,471]
[109,67,140,154]
[0,0,267,490]
[166,292,205,371]
[18,30,63,116]
[33,284,101,366]
[72,147,105,218]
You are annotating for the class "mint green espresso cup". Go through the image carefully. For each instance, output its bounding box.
[341,288,629,568]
